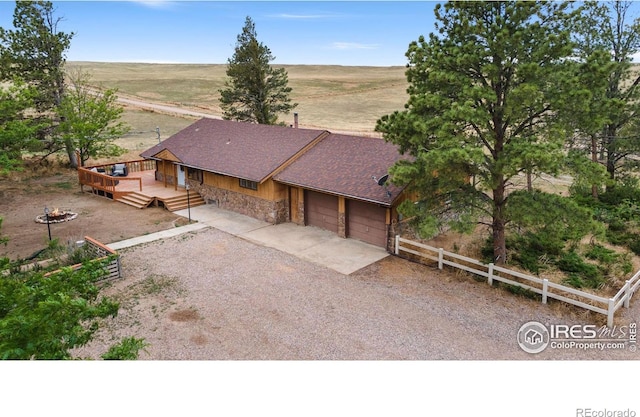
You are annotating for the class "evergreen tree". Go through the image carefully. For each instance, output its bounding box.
[571,1,640,185]
[376,2,574,265]
[0,0,76,166]
[219,16,296,125]
[0,79,43,174]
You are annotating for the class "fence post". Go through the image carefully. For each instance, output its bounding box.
[607,298,615,328]
[438,248,444,270]
[624,280,631,308]
[395,235,400,256]
[542,279,548,304]
[488,263,494,286]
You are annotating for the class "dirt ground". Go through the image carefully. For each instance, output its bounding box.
[0,166,183,261]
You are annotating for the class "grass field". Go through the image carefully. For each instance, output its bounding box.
[66,62,409,135]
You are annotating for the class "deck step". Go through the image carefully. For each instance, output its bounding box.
[163,193,206,212]
[116,192,154,209]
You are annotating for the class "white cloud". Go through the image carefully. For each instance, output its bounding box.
[329,42,380,50]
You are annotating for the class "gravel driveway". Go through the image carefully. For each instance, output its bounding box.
[75,227,640,360]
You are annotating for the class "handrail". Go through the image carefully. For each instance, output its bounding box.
[84,159,156,175]
[78,166,143,193]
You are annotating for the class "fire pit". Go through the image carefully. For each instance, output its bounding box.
[35,208,78,224]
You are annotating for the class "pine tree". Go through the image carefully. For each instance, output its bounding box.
[376,2,575,264]
[0,1,76,166]
[219,16,296,125]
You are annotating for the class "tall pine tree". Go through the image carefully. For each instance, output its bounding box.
[0,0,76,166]
[219,16,296,125]
[376,2,574,264]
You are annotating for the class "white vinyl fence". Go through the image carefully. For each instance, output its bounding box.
[395,236,640,327]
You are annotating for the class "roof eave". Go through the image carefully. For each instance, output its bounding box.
[274,179,403,207]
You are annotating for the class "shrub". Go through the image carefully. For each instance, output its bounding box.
[584,244,617,264]
[557,251,605,289]
[629,236,640,256]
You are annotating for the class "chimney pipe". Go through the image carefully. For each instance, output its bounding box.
[294,112,299,129]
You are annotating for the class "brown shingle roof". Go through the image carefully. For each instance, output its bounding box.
[140,118,328,182]
[274,133,406,206]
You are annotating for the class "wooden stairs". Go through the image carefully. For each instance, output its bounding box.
[162,193,206,212]
[116,192,155,209]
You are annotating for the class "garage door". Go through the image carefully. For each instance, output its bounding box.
[305,190,339,233]
[347,200,387,247]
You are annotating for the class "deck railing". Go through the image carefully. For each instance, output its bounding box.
[78,159,154,198]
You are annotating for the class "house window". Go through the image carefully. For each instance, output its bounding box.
[239,178,258,191]
[188,168,203,183]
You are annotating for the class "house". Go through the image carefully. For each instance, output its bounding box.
[136,118,408,250]
[140,118,329,224]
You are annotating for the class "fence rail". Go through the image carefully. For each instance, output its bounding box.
[395,236,640,327]
[44,236,121,283]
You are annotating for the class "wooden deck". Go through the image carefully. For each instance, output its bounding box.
[79,161,205,211]
[115,170,185,198]
[113,170,205,210]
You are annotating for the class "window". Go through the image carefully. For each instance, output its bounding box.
[239,178,258,190]
[188,168,203,183]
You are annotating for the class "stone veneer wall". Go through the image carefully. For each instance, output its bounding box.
[293,199,305,226]
[192,182,289,224]
[337,212,346,238]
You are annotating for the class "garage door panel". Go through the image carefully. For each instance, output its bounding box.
[306,191,339,233]
[347,200,387,247]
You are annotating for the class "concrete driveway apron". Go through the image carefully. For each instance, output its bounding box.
[174,204,389,275]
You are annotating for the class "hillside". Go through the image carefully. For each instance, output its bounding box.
[66,61,409,134]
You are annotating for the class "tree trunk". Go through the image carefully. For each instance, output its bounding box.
[591,134,598,199]
[65,137,78,168]
[492,179,507,265]
[604,126,617,191]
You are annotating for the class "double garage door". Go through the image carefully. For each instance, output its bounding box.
[305,190,387,247]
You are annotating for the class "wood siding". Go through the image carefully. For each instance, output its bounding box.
[203,171,287,202]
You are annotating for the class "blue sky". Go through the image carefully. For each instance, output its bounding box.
[0,1,439,66]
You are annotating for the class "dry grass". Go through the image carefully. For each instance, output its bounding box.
[66,62,408,133]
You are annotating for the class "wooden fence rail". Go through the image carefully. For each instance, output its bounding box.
[395,236,640,327]
[44,236,121,283]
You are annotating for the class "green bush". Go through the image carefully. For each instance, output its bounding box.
[101,337,148,360]
[563,273,586,288]
[584,244,617,264]
[628,236,640,256]
[557,251,605,289]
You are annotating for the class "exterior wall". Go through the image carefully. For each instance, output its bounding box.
[190,171,289,224]
[289,186,305,225]
[338,196,346,238]
[156,160,176,186]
